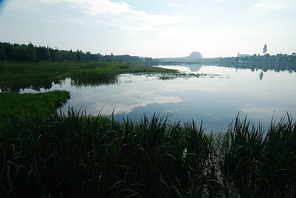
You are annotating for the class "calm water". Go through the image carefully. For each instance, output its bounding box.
[21,64,296,133]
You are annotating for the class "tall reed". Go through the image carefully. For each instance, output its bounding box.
[221,114,296,197]
[0,111,295,197]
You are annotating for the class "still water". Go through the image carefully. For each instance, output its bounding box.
[22,64,296,133]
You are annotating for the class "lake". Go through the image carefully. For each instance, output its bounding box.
[21,64,296,133]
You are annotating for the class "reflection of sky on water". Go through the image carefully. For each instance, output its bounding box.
[58,75,184,116]
[21,65,296,133]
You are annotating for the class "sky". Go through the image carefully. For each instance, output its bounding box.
[0,0,295,58]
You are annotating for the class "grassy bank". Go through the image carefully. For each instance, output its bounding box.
[0,110,295,197]
[0,90,70,116]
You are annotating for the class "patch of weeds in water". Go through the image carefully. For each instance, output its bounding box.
[158,74,177,80]
[0,62,180,91]
[0,90,70,116]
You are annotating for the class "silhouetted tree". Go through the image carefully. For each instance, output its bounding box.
[76,50,81,62]
[263,44,267,55]
[36,46,49,63]
[0,42,7,62]
[16,45,27,62]
[26,42,36,62]
[5,43,17,62]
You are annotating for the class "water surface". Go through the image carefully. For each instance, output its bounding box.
[21,64,296,133]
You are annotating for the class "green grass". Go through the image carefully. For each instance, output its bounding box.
[0,62,178,89]
[0,111,295,197]
[70,62,179,86]
[0,62,75,86]
[0,90,70,116]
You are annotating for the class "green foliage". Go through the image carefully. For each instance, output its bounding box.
[0,90,70,116]
[221,115,296,197]
[0,62,179,91]
[0,41,153,63]
[26,42,36,62]
[0,62,76,90]
[0,42,7,62]
[0,111,295,197]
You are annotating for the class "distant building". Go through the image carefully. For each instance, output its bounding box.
[237,52,250,57]
[187,52,202,59]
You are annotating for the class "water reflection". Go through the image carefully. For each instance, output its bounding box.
[7,64,296,133]
[259,71,264,80]
[0,80,56,93]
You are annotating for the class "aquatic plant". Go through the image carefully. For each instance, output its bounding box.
[0,110,295,197]
[0,90,70,116]
[221,115,296,197]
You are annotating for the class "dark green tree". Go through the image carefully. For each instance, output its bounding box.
[36,46,49,63]
[26,42,36,62]
[16,45,27,62]
[4,43,17,62]
[67,49,77,62]
[0,42,7,62]
[76,50,81,62]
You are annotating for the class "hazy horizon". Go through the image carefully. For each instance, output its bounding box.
[0,0,295,58]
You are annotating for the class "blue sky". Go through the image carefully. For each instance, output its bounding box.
[0,0,295,58]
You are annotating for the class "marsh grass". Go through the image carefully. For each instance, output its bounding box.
[69,62,181,86]
[0,62,179,90]
[221,115,296,197]
[0,62,75,87]
[1,110,295,197]
[0,90,70,116]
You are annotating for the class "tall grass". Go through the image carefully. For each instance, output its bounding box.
[0,111,295,197]
[0,90,70,116]
[0,62,75,86]
[221,115,296,197]
[0,62,179,91]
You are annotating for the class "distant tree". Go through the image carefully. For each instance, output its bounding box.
[48,48,60,62]
[67,49,77,62]
[76,50,81,62]
[16,46,27,62]
[26,42,36,62]
[49,48,56,61]
[5,43,17,62]
[0,42,7,62]
[263,44,267,55]
[36,46,49,63]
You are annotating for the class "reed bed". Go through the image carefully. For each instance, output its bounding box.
[0,110,295,197]
[0,90,70,116]
[0,62,177,90]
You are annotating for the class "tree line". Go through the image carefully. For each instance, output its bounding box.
[0,42,153,63]
[202,53,296,64]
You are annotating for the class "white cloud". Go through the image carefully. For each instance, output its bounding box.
[251,0,296,11]
[167,3,186,8]
[57,0,186,32]
[6,0,186,33]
